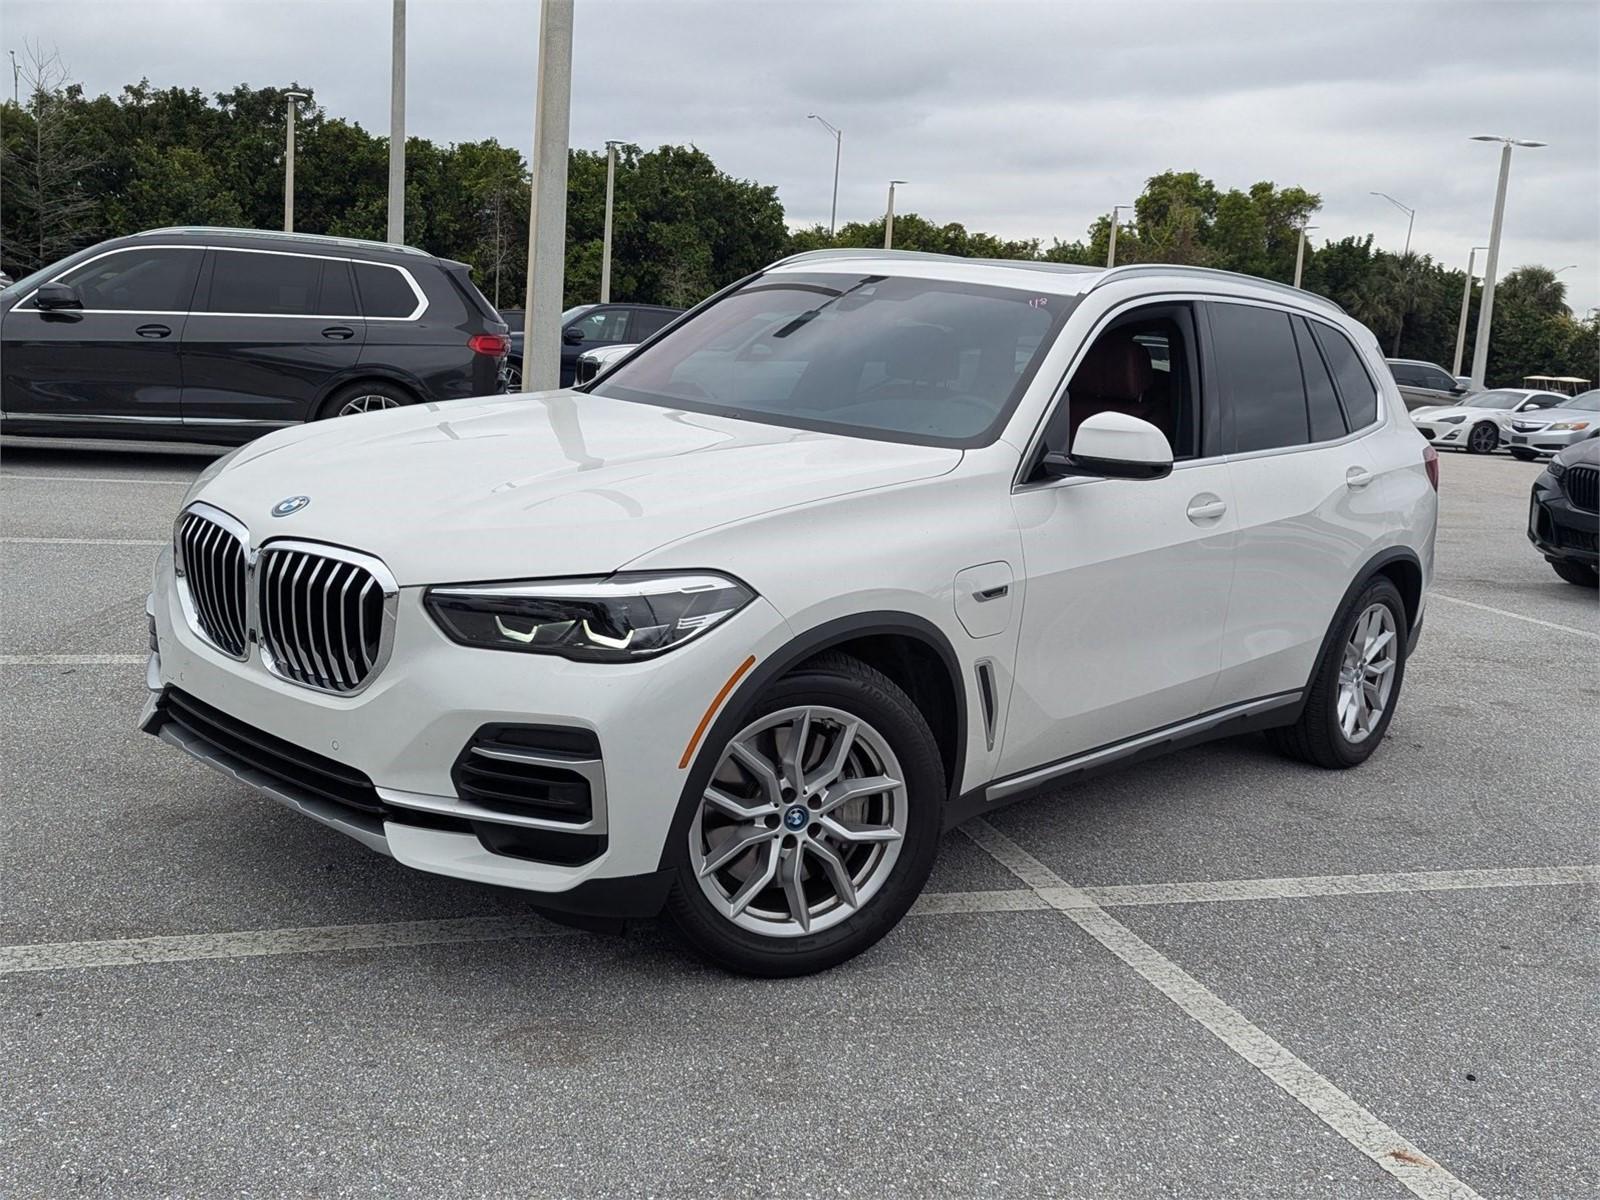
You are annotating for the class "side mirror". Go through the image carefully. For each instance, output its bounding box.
[1042,411,1174,481]
[35,282,82,311]
[1449,383,1468,396]
[562,326,585,345]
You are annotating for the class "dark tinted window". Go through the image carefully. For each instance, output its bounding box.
[1312,322,1380,428]
[1294,318,1348,441]
[1210,302,1308,452]
[354,262,419,318]
[570,307,632,343]
[1420,366,1456,390]
[1389,363,1423,387]
[594,272,1070,447]
[632,308,677,339]
[61,248,202,312]
[205,250,322,315]
[317,259,357,316]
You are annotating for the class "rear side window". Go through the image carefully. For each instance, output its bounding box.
[353,263,420,318]
[632,309,677,339]
[317,260,358,316]
[60,248,202,312]
[1293,318,1348,442]
[1312,322,1380,429]
[205,251,322,315]
[1209,302,1308,453]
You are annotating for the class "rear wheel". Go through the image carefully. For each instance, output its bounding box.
[666,652,944,977]
[502,358,522,392]
[1550,560,1599,588]
[1268,577,1408,769]
[1466,422,1499,454]
[318,380,415,420]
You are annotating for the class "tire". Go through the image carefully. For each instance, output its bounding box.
[1268,576,1408,769]
[1509,449,1538,462]
[1550,560,1599,588]
[317,380,415,420]
[1466,422,1499,454]
[665,651,945,977]
[502,358,522,393]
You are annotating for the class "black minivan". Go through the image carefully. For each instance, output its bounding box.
[0,227,508,444]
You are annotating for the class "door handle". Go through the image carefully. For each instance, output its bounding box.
[973,584,1009,603]
[135,324,171,339]
[1186,495,1227,523]
[321,325,356,341]
[1345,467,1375,490]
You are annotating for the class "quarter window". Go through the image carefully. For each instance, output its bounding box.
[353,263,420,318]
[1311,322,1380,429]
[60,248,202,312]
[1209,302,1308,453]
[205,251,323,316]
[1293,318,1349,442]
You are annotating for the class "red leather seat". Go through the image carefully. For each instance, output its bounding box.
[1067,330,1175,447]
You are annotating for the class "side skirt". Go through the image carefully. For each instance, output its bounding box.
[946,691,1303,828]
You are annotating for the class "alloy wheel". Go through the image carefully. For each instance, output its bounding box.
[1336,602,1398,744]
[1469,423,1498,453]
[337,393,401,416]
[690,705,907,937]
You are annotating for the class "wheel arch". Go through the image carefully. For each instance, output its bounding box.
[1303,546,1424,699]
[311,370,426,419]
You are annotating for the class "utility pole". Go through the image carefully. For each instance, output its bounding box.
[883,180,906,250]
[9,50,18,105]
[807,114,841,236]
[387,0,406,244]
[1293,224,1318,289]
[1106,205,1133,268]
[521,0,575,392]
[601,140,621,302]
[281,90,310,232]
[1468,136,1546,390]
[1452,246,1488,379]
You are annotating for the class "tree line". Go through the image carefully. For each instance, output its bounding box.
[2,68,1593,389]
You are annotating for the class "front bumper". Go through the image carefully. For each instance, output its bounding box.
[1506,428,1593,456]
[1528,478,1599,566]
[144,549,794,905]
[1414,422,1467,448]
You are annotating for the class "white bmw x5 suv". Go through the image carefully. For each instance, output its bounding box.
[144,250,1438,976]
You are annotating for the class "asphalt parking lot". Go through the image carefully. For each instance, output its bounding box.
[2,439,1595,1199]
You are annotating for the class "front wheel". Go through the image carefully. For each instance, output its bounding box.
[1268,576,1408,769]
[1550,559,1599,588]
[1466,422,1500,454]
[666,652,945,977]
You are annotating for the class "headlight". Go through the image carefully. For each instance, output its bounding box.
[425,572,755,661]
[1548,420,1590,431]
[1438,414,1467,425]
[1549,461,1567,480]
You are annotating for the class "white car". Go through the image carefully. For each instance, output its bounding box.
[1410,388,1565,455]
[573,341,637,385]
[143,251,1438,976]
[1502,389,1600,460]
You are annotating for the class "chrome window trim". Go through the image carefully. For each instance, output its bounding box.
[15,243,428,321]
[253,537,400,697]
[172,501,251,662]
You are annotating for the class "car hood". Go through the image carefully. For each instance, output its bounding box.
[1554,437,1600,467]
[1410,404,1495,421]
[193,391,961,585]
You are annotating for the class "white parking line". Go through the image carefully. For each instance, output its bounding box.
[1079,864,1599,908]
[962,819,1484,1200]
[0,654,145,666]
[0,536,165,546]
[1431,592,1599,640]
[0,474,191,485]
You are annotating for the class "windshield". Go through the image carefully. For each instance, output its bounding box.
[590,272,1073,447]
[562,305,595,323]
[1556,390,1600,411]
[1464,390,1535,410]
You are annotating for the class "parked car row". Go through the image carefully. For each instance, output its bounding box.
[1409,388,1572,455]
[500,302,680,389]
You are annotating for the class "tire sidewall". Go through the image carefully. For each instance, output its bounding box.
[1321,578,1408,766]
[665,661,945,976]
[318,381,414,421]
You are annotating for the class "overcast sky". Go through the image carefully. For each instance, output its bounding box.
[10,0,1599,314]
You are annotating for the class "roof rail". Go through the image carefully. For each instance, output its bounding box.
[1093,264,1346,315]
[770,247,1100,278]
[134,226,431,257]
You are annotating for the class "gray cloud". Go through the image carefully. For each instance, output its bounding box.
[7,0,1597,312]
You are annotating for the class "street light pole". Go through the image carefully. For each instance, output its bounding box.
[807,114,841,237]
[9,50,18,105]
[1106,204,1133,268]
[1293,224,1318,289]
[1370,191,1417,354]
[281,90,310,232]
[883,180,907,250]
[1452,246,1488,379]
[600,140,621,302]
[1468,135,1547,390]
[521,0,575,393]
[387,0,406,244]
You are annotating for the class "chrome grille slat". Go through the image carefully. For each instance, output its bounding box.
[176,510,248,659]
[256,543,391,694]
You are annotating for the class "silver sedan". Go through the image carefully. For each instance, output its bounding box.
[1503,389,1600,460]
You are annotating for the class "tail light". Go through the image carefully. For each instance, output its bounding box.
[468,333,510,357]
[1422,444,1439,491]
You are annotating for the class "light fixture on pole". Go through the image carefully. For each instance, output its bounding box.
[1467,136,1547,390]
[1293,224,1318,289]
[600,140,623,302]
[387,0,406,244]
[1369,191,1416,257]
[521,0,575,393]
[1452,246,1488,379]
[883,180,907,250]
[1106,205,1134,268]
[1554,264,1577,275]
[806,114,841,237]
[281,90,311,233]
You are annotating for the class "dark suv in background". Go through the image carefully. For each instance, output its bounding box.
[501,301,681,389]
[0,227,508,444]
